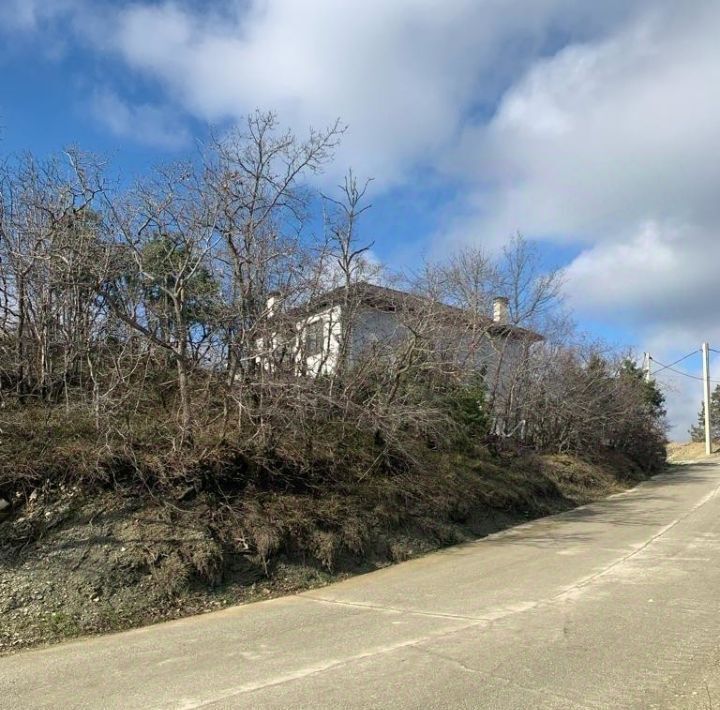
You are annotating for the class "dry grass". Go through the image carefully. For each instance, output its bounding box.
[666,441,720,462]
[0,399,665,654]
[0,445,655,654]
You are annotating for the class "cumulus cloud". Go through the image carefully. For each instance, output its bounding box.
[59,0,658,182]
[446,3,720,240]
[568,223,720,439]
[0,1,669,181]
[102,0,510,181]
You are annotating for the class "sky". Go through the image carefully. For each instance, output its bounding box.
[1,0,719,439]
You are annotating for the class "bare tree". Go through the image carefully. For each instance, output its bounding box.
[494,234,571,341]
[322,169,375,376]
[0,115,666,505]
[0,151,109,406]
[101,163,220,442]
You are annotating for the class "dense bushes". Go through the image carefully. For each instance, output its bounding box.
[498,351,667,470]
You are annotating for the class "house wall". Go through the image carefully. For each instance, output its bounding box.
[348,307,407,362]
[351,308,526,379]
[297,304,532,390]
[348,307,529,392]
[297,304,343,375]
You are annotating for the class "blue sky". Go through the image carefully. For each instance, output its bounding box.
[2,0,719,437]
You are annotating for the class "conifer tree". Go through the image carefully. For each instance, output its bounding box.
[689,385,720,441]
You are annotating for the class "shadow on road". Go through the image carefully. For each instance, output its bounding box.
[434,461,720,553]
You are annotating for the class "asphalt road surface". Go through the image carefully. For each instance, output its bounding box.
[2,460,720,709]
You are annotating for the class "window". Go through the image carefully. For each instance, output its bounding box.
[304,319,326,356]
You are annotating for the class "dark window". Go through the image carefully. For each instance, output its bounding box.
[304,319,326,356]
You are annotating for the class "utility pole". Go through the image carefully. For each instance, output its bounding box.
[643,352,651,382]
[702,342,712,456]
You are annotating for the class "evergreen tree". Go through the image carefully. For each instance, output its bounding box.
[620,359,666,418]
[689,385,720,441]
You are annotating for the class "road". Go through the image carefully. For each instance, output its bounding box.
[2,460,720,709]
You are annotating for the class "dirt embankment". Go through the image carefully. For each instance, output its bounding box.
[0,451,653,655]
[666,441,720,462]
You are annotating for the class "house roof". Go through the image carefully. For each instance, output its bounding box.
[294,281,543,342]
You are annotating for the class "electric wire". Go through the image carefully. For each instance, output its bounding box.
[647,350,699,375]
[649,357,720,384]
[652,365,704,381]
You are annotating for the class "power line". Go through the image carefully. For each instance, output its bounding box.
[648,344,716,455]
[653,364,704,381]
[648,350,699,375]
[649,360,720,385]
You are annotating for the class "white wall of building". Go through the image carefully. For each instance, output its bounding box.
[297,304,344,375]
[296,304,530,391]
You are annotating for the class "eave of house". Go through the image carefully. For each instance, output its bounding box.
[286,282,544,342]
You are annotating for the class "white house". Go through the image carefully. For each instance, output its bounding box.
[285,282,542,380]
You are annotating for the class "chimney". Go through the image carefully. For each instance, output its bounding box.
[492,296,509,325]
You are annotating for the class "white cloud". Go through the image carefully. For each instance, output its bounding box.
[564,222,713,325]
[75,0,656,183]
[568,223,720,439]
[441,3,720,242]
[103,0,490,181]
[89,90,190,150]
[0,1,667,181]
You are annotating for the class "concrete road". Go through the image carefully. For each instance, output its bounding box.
[2,461,720,709]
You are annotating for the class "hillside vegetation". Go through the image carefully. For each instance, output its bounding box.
[1,447,652,654]
[0,114,667,652]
